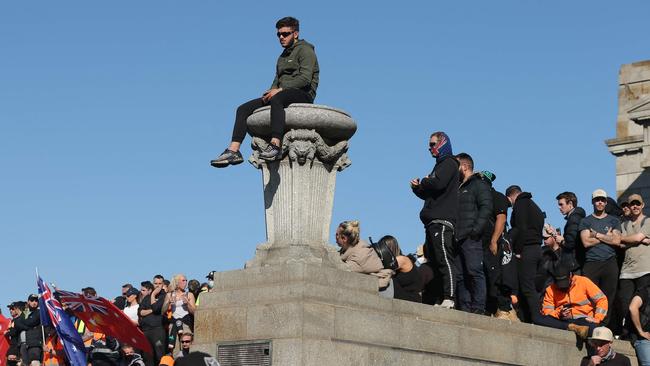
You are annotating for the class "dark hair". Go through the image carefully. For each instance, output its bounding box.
[140,281,154,291]
[122,283,133,289]
[153,274,164,281]
[276,17,299,32]
[455,153,474,170]
[505,185,522,197]
[82,287,97,297]
[378,235,401,256]
[188,279,201,299]
[163,279,170,286]
[556,191,577,207]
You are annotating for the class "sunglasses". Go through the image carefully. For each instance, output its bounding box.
[630,200,643,207]
[181,340,192,344]
[593,197,607,203]
[276,31,293,38]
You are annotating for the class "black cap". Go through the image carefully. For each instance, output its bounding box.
[206,271,216,280]
[28,294,38,301]
[551,262,573,289]
[125,287,139,297]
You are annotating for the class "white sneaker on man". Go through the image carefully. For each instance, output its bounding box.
[436,299,455,309]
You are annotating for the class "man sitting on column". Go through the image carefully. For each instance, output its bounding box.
[210,16,319,167]
[535,262,608,340]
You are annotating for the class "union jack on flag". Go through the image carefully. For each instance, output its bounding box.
[37,276,87,366]
[56,290,109,315]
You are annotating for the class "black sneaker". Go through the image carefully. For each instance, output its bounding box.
[259,144,282,161]
[210,149,243,168]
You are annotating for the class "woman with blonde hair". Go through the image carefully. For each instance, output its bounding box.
[165,274,196,352]
[336,220,383,274]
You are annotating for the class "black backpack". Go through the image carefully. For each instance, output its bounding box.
[369,237,398,271]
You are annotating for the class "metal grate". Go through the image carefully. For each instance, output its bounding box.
[217,340,272,366]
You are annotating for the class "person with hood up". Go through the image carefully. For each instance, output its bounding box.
[411,131,460,309]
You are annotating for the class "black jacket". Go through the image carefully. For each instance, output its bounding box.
[509,192,544,253]
[413,155,460,226]
[563,206,586,264]
[138,291,166,331]
[456,173,493,241]
[14,308,43,348]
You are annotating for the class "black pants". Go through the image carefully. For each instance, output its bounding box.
[424,223,456,300]
[142,327,166,366]
[455,237,486,312]
[583,257,619,326]
[231,89,313,143]
[613,274,650,335]
[485,247,514,313]
[26,346,42,363]
[517,245,542,323]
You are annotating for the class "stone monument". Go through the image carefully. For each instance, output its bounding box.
[195,104,636,365]
[606,60,650,201]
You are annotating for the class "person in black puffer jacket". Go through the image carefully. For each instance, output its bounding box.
[506,185,544,323]
[455,153,492,314]
[555,191,586,271]
[411,131,459,309]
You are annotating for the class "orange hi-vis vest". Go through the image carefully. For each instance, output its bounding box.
[541,275,608,323]
[43,335,65,366]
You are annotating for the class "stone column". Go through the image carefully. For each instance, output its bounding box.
[244,104,357,269]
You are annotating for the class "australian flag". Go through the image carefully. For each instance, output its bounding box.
[37,276,87,366]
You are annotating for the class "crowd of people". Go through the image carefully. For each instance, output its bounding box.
[2,272,218,366]
[335,131,650,365]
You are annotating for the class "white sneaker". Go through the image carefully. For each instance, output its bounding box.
[437,299,455,309]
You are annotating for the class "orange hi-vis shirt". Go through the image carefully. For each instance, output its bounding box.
[541,275,608,322]
[43,335,65,366]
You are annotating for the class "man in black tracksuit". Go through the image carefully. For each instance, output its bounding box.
[454,153,492,313]
[411,131,459,309]
[138,281,166,366]
[506,185,544,323]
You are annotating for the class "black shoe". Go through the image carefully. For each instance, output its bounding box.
[210,149,243,168]
[259,144,282,161]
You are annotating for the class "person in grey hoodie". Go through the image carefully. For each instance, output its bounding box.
[211,16,320,167]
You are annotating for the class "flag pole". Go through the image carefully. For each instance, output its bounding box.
[36,268,46,352]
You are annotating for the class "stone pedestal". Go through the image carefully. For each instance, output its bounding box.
[244,104,355,269]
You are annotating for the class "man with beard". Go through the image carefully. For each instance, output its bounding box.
[579,189,623,326]
[411,131,459,309]
[454,153,492,314]
[13,294,43,366]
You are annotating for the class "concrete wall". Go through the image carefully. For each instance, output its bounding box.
[193,264,637,365]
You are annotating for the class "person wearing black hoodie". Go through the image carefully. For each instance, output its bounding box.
[411,131,460,309]
[13,294,44,365]
[505,185,544,323]
[454,153,492,314]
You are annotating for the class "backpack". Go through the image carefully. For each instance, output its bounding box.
[369,237,398,271]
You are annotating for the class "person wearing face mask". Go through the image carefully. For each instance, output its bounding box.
[121,344,145,366]
[195,272,217,307]
[535,262,608,340]
[410,131,460,309]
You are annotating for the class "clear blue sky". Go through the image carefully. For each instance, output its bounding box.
[1,1,648,309]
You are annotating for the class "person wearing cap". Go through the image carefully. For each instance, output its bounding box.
[615,193,650,340]
[556,191,587,270]
[195,271,217,307]
[479,170,518,321]
[580,327,631,365]
[13,294,44,365]
[122,287,140,326]
[505,185,545,323]
[536,263,608,340]
[579,189,623,326]
[4,302,26,366]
